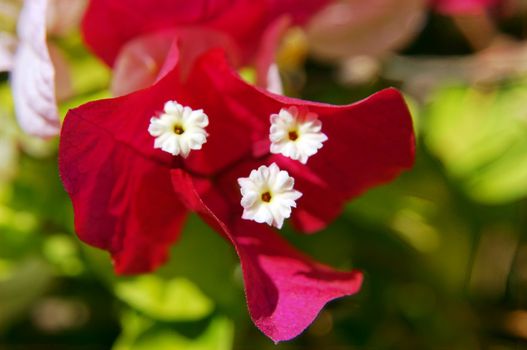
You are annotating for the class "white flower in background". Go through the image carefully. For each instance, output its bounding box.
[11,0,60,137]
[148,101,209,157]
[269,106,328,164]
[238,163,302,229]
[3,0,86,138]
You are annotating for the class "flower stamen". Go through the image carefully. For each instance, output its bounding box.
[261,191,272,202]
[174,124,185,135]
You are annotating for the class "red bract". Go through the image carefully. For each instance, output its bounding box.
[82,0,331,66]
[82,0,335,96]
[59,49,414,341]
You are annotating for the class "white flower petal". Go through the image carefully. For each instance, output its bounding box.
[269,106,327,164]
[238,163,302,229]
[148,100,209,157]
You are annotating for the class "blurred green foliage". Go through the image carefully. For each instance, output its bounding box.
[425,82,527,204]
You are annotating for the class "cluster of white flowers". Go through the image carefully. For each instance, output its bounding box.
[149,101,327,229]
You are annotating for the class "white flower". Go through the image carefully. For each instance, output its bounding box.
[269,106,328,164]
[11,0,61,138]
[148,101,209,157]
[238,163,302,229]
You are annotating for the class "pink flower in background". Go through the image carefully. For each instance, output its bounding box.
[306,0,426,62]
[59,48,415,341]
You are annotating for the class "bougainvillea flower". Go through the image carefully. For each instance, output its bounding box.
[59,48,415,341]
[82,0,332,66]
[430,0,503,15]
[82,0,334,95]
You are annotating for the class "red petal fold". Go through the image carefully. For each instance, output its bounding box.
[59,98,187,274]
[112,28,240,97]
[171,169,363,342]
[111,31,177,97]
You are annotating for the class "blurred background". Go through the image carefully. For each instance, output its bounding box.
[2,0,527,349]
